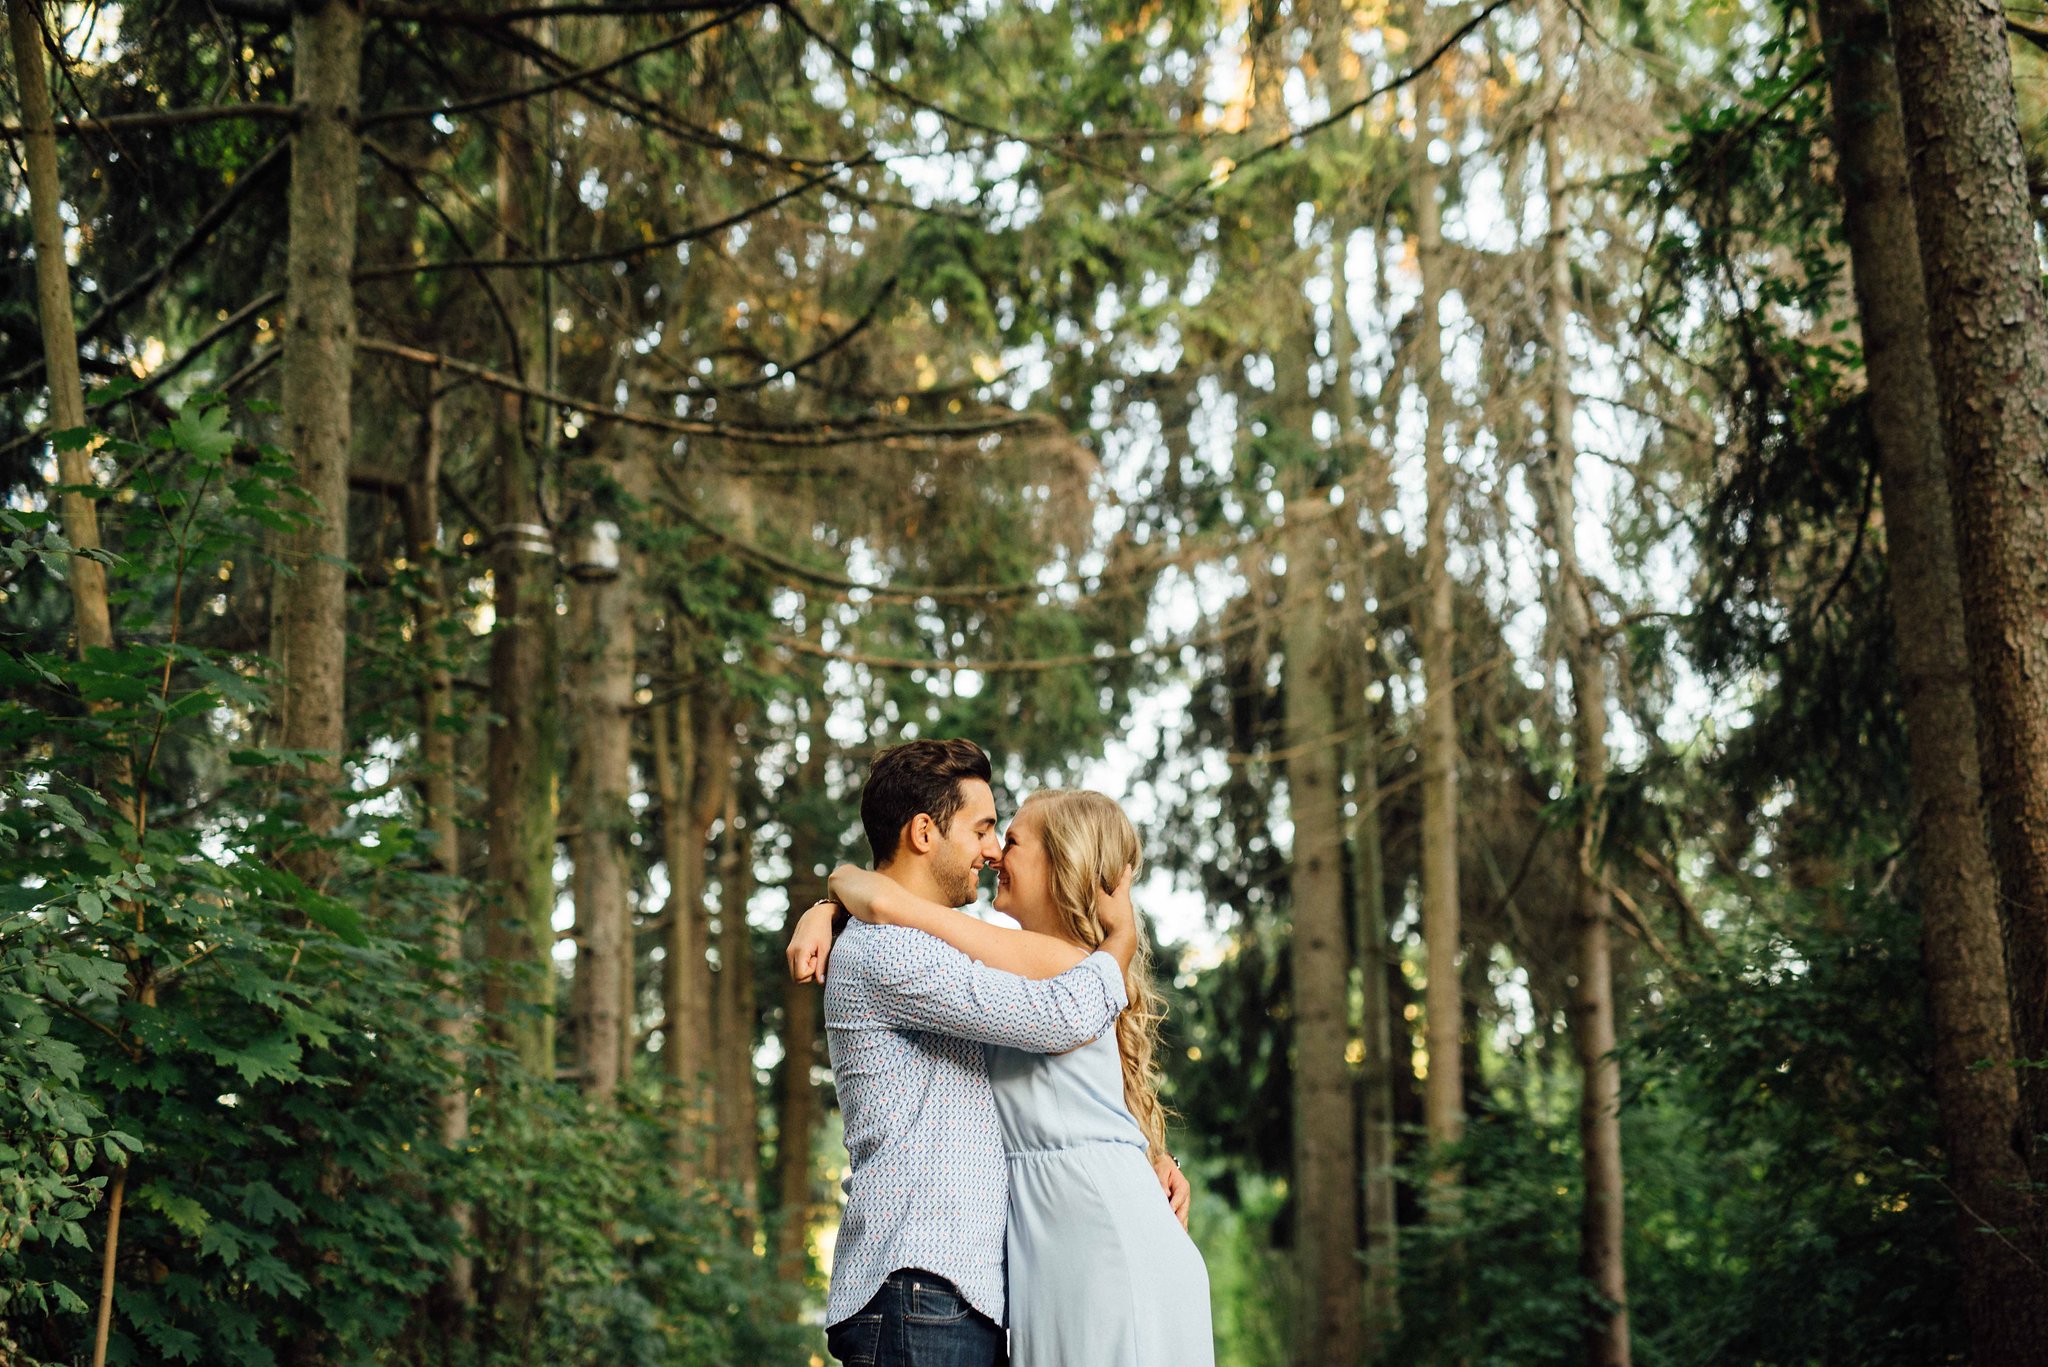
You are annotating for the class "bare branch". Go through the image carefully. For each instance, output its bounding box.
[377,0,758,25]
[0,102,297,139]
[3,140,289,389]
[360,1,767,128]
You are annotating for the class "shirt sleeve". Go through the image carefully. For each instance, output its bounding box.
[855,926,1127,1053]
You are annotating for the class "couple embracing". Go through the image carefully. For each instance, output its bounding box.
[785,738,1215,1367]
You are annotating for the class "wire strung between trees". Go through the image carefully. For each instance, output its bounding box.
[354,157,866,278]
[769,607,1274,674]
[357,337,1061,447]
[666,500,1063,602]
[668,462,1391,618]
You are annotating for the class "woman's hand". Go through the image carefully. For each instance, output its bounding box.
[785,900,841,983]
[1152,1152,1191,1229]
[1095,865,1138,970]
[826,864,893,923]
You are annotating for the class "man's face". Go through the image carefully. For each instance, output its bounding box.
[927,779,1002,907]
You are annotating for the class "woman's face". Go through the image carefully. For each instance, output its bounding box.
[992,806,1054,933]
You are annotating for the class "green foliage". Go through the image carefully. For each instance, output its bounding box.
[1388,1106,1597,1367]
[1375,890,1966,1367]
[458,1080,810,1366]
[0,403,804,1364]
[1627,893,1964,1365]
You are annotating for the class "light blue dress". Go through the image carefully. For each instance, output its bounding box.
[990,1030,1215,1367]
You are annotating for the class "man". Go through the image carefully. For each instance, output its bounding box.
[786,739,1188,1367]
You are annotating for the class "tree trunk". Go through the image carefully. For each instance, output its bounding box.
[1284,494,1367,1367]
[772,749,831,1295]
[714,785,759,1218]
[1820,0,2048,1353]
[406,393,474,1320]
[1409,0,1465,1196]
[268,0,362,888]
[481,99,559,1078]
[1891,0,2048,1174]
[1347,694,1400,1352]
[1346,637,1399,1354]
[1539,19,1630,1361]
[567,444,641,1102]
[1331,230,1399,1353]
[656,652,728,1176]
[6,0,114,662]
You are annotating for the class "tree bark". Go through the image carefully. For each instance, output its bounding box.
[479,82,559,1077]
[1820,0,2048,1353]
[1331,230,1398,1355]
[406,393,474,1320]
[1409,0,1466,1196]
[772,748,830,1295]
[11,30,139,1356]
[6,0,114,661]
[1538,18,1630,1361]
[656,651,729,1175]
[566,468,639,1101]
[1891,0,2048,1173]
[1284,489,1367,1366]
[713,785,759,1216]
[268,0,363,887]
[1347,664,1399,1353]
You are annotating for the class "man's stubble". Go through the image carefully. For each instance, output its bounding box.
[932,842,979,907]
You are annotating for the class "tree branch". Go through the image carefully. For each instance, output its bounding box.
[776,0,1151,192]
[377,0,759,25]
[360,1,767,128]
[1203,0,1517,187]
[0,102,297,139]
[2,139,288,389]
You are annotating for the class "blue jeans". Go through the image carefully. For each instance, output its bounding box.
[826,1270,1008,1367]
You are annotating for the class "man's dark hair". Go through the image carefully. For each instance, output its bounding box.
[861,739,994,865]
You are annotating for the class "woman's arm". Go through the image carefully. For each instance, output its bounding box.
[784,899,842,984]
[827,865,1089,979]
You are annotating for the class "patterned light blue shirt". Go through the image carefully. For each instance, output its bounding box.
[823,921,1128,1329]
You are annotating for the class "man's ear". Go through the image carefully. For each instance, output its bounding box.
[903,813,935,855]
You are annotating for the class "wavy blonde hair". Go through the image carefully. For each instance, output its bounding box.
[1020,789,1172,1161]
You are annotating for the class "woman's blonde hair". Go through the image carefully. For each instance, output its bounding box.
[1019,789,1172,1161]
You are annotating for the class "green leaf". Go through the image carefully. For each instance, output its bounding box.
[198,1218,250,1268]
[242,1252,310,1300]
[300,892,368,947]
[236,1180,303,1226]
[167,404,237,462]
[135,1182,212,1236]
[217,1034,302,1086]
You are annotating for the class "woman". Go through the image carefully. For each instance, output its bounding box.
[805,789,1214,1367]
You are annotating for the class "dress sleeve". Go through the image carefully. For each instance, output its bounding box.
[858,926,1127,1053]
